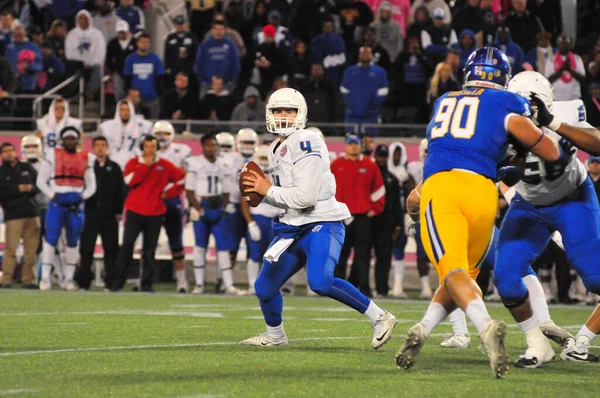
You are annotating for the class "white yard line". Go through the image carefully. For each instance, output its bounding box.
[0,390,38,396]
[0,311,224,318]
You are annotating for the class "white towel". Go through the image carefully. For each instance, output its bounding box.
[264,238,295,263]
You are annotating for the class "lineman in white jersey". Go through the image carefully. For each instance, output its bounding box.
[185,134,245,295]
[240,88,396,347]
[99,100,141,170]
[36,97,83,149]
[493,71,600,367]
[153,121,192,293]
[37,127,96,291]
[241,145,282,295]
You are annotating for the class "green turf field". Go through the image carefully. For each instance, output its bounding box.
[0,288,598,397]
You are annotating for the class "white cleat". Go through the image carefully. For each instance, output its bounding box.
[39,280,52,291]
[372,311,397,349]
[539,321,574,347]
[391,280,407,298]
[176,282,188,294]
[240,332,288,347]
[192,285,204,295]
[514,344,555,369]
[246,287,256,296]
[418,288,432,299]
[223,286,247,296]
[585,292,600,306]
[306,287,318,296]
[484,292,502,302]
[560,336,600,362]
[395,323,429,370]
[440,334,471,349]
[64,282,78,291]
[479,320,509,378]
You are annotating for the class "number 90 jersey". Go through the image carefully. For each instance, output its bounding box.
[184,155,230,198]
[515,100,590,206]
[424,88,530,181]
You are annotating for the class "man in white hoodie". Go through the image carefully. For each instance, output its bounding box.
[35,97,83,149]
[99,99,141,171]
[65,10,106,98]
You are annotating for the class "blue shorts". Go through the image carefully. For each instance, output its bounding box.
[162,197,184,252]
[247,215,275,262]
[193,203,227,251]
[45,199,84,247]
[223,203,246,252]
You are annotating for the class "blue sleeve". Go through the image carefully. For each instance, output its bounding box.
[335,35,346,55]
[524,48,536,69]
[426,44,449,54]
[123,54,133,76]
[155,55,164,75]
[310,36,322,63]
[373,67,388,107]
[230,41,241,81]
[340,68,351,102]
[504,92,531,118]
[194,44,204,80]
[29,45,43,72]
[54,56,66,75]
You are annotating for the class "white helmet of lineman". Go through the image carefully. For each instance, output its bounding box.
[306,126,325,141]
[21,135,42,161]
[507,71,554,124]
[237,128,259,157]
[253,144,270,170]
[215,132,235,152]
[152,120,175,149]
[266,88,308,137]
[419,139,428,161]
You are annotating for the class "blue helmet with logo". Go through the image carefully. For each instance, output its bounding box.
[463,47,512,90]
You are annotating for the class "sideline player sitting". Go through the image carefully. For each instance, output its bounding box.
[240,88,397,348]
[394,47,567,378]
[37,127,96,291]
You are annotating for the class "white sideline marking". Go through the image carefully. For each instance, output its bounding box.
[178,326,211,329]
[0,390,38,396]
[300,330,328,333]
[57,322,91,325]
[0,336,366,357]
[0,311,224,318]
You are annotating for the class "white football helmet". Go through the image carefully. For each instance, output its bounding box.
[152,120,175,149]
[253,145,270,171]
[507,71,554,124]
[21,135,42,161]
[306,126,325,141]
[216,132,235,152]
[237,128,259,157]
[419,139,428,161]
[266,88,308,137]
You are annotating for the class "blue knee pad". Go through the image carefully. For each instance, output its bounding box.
[254,264,281,301]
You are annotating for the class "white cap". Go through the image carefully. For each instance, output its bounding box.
[115,20,129,33]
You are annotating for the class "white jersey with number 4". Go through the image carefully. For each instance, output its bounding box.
[516,100,591,206]
[264,129,350,226]
[157,143,192,169]
[219,151,250,204]
[185,155,230,198]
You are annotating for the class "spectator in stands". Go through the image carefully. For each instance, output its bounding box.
[124,87,147,119]
[200,75,234,121]
[394,38,432,122]
[527,0,561,44]
[331,133,385,297]
[427,62,460,107]
[194,20,240,99]
[231,85,265,123]
[0,10,15,53]
[203,13,246,58]
[503,0,544,53]
[412,0,451,25]
[77,136,123,291]
[253,24,288,98]
[491,26,524,75]
[50,0,78,29]
[0,142,40,289]
[163,15,198,88]
[333,0,374,57]
[28,26,44,46]
[289,0,333,45]
[287,39,311,89]
[46,19,67,61]
[545,35,586,101]
[452,29,477,70]
[241,0,268,45]
[421,8,458,66]
[365,0,411,38]
[588,51,600,84]
[300,63,336,123]
[38,41,66,92]
[310,16,346,88]
[445,48,462,81]
[406,6,431,44]
[354,27,392,75]
[586,83,600,128]
[255,10,292,57]
[341,46,388,134]
[452,0,486,46]
[186,0,217,42]
[480,12,497,46]
[123,33,164,119]
[266,78,288,102]
[161,72,200,120]
[5,24,42,93]
[106,20,136,102]
[115,0,144,36]
[369,2,403,63]
[0,55,16,116]
[65,10,106,99]
[524,32,554,74]
[93,0,120,43]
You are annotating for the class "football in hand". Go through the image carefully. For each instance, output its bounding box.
[239,161,265,207]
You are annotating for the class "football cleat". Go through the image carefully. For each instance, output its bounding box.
[176,282,188,294]
[391,280,407,298]
[39,280,51,291]
[585,292,600,306]
[240,332,288,347]
[484,292,502,302]
[539,321,574,347]
[440,334,471,349]
[560,336,600,362]
[192,285,204,295]
[480,320,509,379]
[514,345,555,369]
[372,311,397,349]
[223,286,247,296]
[246,286,256,296]
[64,282,78,292]
[395,323,429,370]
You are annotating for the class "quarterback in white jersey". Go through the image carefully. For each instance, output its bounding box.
[185,134,244,295]
[99,100,141,170]
[36,97,83,149]
[240,88,396,348]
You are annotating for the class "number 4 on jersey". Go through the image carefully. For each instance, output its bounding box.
[300,141,312,152]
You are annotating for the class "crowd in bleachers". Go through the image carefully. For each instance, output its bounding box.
[0,0,598,128]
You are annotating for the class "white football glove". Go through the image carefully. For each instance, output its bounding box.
[225,203,236,214]
[248,221,261,241]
